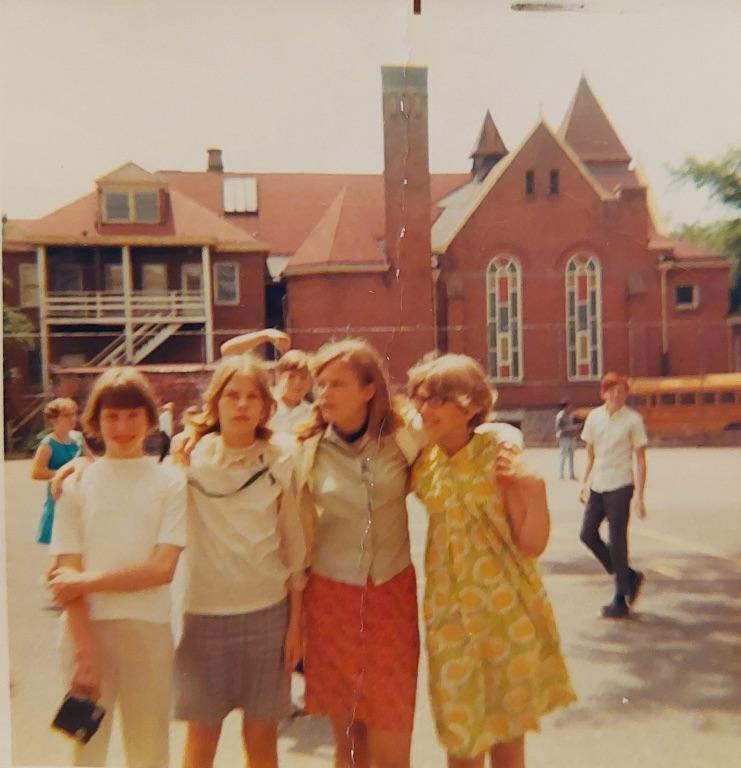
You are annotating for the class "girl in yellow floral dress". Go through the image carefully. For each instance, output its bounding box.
[408,355,575,768]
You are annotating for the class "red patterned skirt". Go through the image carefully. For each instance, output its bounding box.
[303,564,420,732]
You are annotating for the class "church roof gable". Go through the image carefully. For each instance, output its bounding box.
[432,119,613,253]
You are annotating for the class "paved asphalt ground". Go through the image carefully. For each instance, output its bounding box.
[2,447,741,767]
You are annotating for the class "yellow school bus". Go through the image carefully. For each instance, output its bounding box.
[574,373,741,438]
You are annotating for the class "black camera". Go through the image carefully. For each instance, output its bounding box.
[52,692,106,744]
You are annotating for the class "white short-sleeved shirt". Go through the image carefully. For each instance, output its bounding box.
[184,434,306,615]
[581,404,648,492]
[50,457,187,623]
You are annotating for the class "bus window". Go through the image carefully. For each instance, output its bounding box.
[719,391,734,404]
[659,393,676,406]
[702,392,715,405]
[679,393,695,405]
[628,394,648,407]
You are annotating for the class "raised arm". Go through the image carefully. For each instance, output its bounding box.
[220,328,291,357]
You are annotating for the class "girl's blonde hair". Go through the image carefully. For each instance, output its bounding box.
[297,338,402,441]
[407,353,496,428]
[186,354,275,444]
[44,397,78,424]
[82,367,159,437]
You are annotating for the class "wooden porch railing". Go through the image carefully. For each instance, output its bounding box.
[45,291,206,321]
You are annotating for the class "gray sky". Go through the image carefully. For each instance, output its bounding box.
[1,0,739,228]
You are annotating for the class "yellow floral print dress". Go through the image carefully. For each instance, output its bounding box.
[412,432,575,758]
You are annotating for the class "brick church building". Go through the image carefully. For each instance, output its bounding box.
[3,68,735,441]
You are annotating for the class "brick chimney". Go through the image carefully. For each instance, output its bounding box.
[380,66,435,366]
[207,148,223,173]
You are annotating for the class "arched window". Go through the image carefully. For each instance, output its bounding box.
[486,255,523,381]
[565,253,602,380]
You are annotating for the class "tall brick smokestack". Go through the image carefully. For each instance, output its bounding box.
[381,66,435,375]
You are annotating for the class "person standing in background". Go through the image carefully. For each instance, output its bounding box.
[158,402,175,459]
[555,400,578,480]
[31,398,83,546]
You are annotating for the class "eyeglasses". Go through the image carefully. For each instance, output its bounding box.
[412,394,448,410]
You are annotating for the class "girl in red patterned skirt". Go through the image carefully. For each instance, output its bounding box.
[293,339,426,768]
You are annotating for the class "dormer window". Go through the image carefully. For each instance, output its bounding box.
[103,190,161,223]
[96,162,166,224]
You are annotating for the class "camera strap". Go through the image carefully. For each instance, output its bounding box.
[188,455,275,498]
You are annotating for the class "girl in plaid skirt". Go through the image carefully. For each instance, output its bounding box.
[172,354,306,768]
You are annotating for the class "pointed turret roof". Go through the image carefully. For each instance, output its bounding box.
[559,76,631,164]
[283,187,388,276]
[470,110,508,158]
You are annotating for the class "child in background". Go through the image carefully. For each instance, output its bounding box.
[269,350,313,435]
[48,368,186,768]
[220,329,313,439]
[408,354,575,768]
[172,354,305,768]
[31,397,83,545]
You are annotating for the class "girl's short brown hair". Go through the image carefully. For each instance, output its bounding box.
[407,353,495,428]
[81,367,159,437]
[297,338,402,441]
[43,397,78,424]
[186,354,275,444]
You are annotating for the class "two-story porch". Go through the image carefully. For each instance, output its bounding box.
[36,244,217,389]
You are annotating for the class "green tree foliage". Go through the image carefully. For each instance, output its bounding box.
[671,148,741,310]
[3,276,37,383]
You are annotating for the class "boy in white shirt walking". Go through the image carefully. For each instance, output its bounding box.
[579,372,648,619]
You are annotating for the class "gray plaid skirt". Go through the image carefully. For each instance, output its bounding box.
[173,600,290,722]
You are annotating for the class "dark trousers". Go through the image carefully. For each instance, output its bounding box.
[580,484,634,597]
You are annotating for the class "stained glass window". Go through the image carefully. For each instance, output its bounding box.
[566,254,602,380]
[487,256,523,381]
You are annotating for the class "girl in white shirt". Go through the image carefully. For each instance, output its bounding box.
[173,354,306,768]
[49,367,187,768]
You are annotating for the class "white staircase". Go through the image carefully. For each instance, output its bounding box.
[89,318,183,367]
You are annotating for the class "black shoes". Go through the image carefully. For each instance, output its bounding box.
[627,570,645,606]
[601,600,630,619]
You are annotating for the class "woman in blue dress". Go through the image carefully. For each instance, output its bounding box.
[30,398,83,544]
